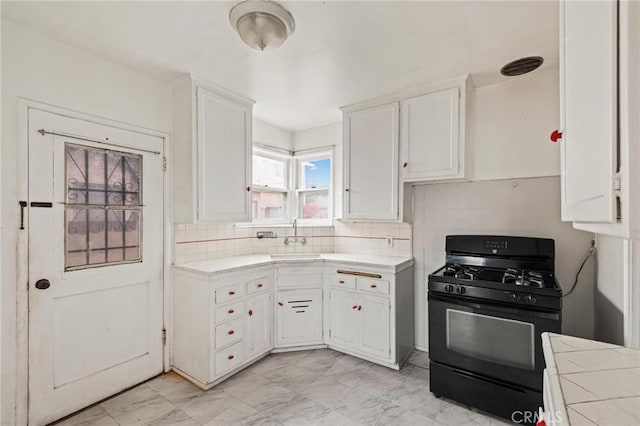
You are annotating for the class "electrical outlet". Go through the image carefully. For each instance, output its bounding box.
[256,231,275,239]
[386,236,394,247]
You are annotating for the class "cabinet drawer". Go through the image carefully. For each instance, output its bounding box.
[215,282,245,304]
[215,317,244,349]
[278,273,323,288]
[247,276,271,295]
[357,278,390,295]
[214,341,245,376]
[331,274,356,289]
[215,300,244,323]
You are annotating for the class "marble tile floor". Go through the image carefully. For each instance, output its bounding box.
[55,349,512,426]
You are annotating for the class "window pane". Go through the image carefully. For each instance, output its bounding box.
[301,158,330,189]
[65,143,142,270]
[252,191,287,220]
[253,155,287,189]
[300,190,329,219]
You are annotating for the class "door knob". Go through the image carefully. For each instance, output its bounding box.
[35,279,50,290]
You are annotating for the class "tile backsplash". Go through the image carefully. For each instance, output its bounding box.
[174,221,412,264]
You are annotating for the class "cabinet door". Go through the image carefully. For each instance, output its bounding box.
[560,0,618,222]
[359,294,391,359]
[246,292,272,359]
[276,289,323,346]
[401,87,460,181]
[329,290,359,348]
[344,103,399,220]
[197,87,252,221]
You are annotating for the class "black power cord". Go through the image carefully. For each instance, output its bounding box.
[563,239,596,298]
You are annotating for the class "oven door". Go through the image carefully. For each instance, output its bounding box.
[428,291,560,391]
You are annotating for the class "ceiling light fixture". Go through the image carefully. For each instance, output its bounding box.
[229,0,296,51]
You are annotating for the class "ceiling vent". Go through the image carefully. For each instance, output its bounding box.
[500,56,544,77]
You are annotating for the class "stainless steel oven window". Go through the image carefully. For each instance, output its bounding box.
[445,309,535,370]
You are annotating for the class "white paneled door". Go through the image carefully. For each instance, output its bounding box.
[27,109,165,425]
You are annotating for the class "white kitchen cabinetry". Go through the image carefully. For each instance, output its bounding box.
[172,267,273,389]
[173,75,254,223]
[326,265,414,368]
[401,84,466,181]
[275,265,324,348]
[342,102,400,221]
[560,0,639,238]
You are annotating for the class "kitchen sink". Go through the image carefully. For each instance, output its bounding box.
[270,254,321,260]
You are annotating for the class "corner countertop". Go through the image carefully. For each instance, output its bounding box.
[542,332,640,425]
[173,253,414,276]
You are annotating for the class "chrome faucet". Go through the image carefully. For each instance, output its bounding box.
[284,218,307,245]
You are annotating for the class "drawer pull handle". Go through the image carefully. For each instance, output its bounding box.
[228,355,234,360]
[358,305,362,311]
[248,309,253,316]
[257,283,263,288]
[228,309,234,314]
[352,305,358,310]
[403,162,408,168]
[229,291,236,295]
[228,330,235,335]
[278,302,283,306]
[371,284,377,288]
[339,280,345,284]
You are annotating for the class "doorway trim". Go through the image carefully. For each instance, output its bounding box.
[15,99,174,425]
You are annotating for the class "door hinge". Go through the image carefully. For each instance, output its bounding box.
[162,328,167,344]
[162,157,167,172]
[614,172,622,197]
[328,329,331,338]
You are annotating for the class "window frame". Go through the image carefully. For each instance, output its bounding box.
[294,148,334,226]
[251,146,292,224]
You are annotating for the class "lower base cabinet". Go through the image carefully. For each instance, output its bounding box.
[246,292,272,359]
[276,288,323,347]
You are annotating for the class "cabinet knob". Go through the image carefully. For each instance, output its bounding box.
[246,186,251,192]
[278,302,283,306]
[352,305,358,310]
[403,162,408,168]
[228,309,234,314]
[248,309,253,316]
[550,130,563,143]
[228,330,235,335]
[229,291,235,295]
[339,280,345,284]
[345,188,350,192]
[357,305,362,311]
[257,283,263,288]
[228,355,234,360]
[370,284,377,288]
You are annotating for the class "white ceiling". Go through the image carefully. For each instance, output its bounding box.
[2,1,559,131]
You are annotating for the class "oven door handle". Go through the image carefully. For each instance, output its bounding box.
[429,292,560,321]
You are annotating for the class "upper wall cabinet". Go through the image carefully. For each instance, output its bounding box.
[401,85,464,181]
[173,75,254,223]
[341,76,468,221]
[560,0,639,238]
[343,102,400,221]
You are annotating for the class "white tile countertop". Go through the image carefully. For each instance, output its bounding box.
[542,332,640,426]
[173,253,414,276]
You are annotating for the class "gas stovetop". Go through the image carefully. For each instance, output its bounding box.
[428,235,562,311]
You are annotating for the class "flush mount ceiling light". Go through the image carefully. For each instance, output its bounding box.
[229,0,296,51]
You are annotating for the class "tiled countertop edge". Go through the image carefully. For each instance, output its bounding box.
[542,332,570,425]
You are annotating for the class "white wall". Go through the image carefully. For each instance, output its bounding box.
[293,122,343,218]
[253,119,293,151]
[1,21,173,425]
[468,70,561,180]
[594,235,627,345]
[412,177,596,350]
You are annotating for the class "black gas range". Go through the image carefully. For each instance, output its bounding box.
[428,235,562,424]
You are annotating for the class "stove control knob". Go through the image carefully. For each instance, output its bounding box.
[445,284,454,293]
[456,286,466,295]
[509,293,519,303]
[524,295,537,305]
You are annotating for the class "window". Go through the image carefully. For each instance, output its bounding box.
[252,149,290,222]
[250,146,333,225]
[65,144,142,269]
[297,155,332,221]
